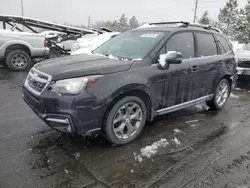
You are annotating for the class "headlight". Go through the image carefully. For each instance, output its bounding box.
[53,77,96,95]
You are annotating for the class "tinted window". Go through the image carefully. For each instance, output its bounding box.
[166,32,194,59]
[216,35,231,54]
[196,33,217,57]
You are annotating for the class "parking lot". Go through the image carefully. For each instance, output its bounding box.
[1,67,250,188]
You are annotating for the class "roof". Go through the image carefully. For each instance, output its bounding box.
[135,22,221,35]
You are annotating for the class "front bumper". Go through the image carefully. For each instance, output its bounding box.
[22,87,107,136]
[237,67,250,76]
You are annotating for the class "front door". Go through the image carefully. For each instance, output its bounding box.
[151,31,199,110]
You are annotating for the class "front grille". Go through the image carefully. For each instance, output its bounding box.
[27,76,46,92]
[24,68,52,96]
[238,61,250,68]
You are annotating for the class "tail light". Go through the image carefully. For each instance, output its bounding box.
[234,55,238,67]
[44,39,47,47]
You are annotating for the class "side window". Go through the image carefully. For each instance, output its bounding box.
[216,35,231,54]
[196,33,217,57]
[166,32,194,59]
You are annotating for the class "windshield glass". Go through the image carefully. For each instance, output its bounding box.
[92,31,165,60]
[243,43,250,51]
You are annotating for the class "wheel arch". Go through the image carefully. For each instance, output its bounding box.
[5,44,31,57]
[102,84,154,126]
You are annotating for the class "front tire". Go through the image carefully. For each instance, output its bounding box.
[103,96,147,145]
[206,79,230,110]
[5,50,33,71]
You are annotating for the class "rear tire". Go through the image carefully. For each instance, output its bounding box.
[103,96,147,145]
[5,50,33,71]
[206,79,230,110]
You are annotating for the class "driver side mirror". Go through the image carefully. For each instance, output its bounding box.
[158,51,183,69]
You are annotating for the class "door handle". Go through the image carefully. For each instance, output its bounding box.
[191,65,199,71]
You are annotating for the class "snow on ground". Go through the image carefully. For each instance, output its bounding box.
[173,128,182,134]
[186,119,200,128]
[230,93,239,98]
[134,138,169,162]
[234,88,242,91]
[172,137,181,146]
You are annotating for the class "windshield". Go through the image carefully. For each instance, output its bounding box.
[243,43,250,51]
[92,31,165,60]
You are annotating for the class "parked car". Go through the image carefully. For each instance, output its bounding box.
[22,22,237,145]
[236,43,250,76]
[71,32,119,55]
[0,29,49,71]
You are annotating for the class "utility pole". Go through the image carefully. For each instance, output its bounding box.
[21,0,24,30]
[87,15,91,28]
[193,0,198,23]
[21,0,24,17]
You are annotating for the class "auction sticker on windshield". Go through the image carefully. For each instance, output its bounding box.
[141,34,159,38]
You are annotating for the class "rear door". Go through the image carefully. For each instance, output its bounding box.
[214,34,236,79]
[191,32,219,98]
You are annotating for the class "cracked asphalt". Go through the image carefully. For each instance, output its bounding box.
[1,67,250,188]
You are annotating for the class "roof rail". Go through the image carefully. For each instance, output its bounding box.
[149,21,220,33]
[187,23,220,32]
[149,21,189,25]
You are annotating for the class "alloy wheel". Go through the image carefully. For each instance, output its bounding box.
[113,102,143,140]
[216,82,229,107]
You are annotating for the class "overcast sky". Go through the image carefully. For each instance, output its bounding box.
[0,0,248,26]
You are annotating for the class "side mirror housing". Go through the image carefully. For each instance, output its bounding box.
[158,51,183,69]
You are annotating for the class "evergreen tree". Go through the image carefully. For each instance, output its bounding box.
[218,0,240,40]
[198,11,210,25]
[118,14,129,31]
[129,16,140,29]
[111,20,120,32]
[234,8,250,43]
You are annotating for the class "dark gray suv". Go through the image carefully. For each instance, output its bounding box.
[22,22,237,145]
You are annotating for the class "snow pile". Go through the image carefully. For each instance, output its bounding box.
[108,54,119,60]
[132,58,143,62]
[134,138,169,162]
[158,51,180,67]
[172,137,181,146]
[234,88,242,91]
[173,128,185,135]
[159,54,168,67]
[173,128,182,133]
[137,23,155,28]
[134,153,143,163]
[195,104,209,111]
[230,93,239,98]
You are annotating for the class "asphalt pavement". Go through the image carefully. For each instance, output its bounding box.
[1,67,250,188]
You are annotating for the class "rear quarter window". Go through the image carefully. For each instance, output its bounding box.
[216,35,231,54]
[196,32,217,57]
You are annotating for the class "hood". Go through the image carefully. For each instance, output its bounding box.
[34,54,132,80]
[235,50,250,60]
